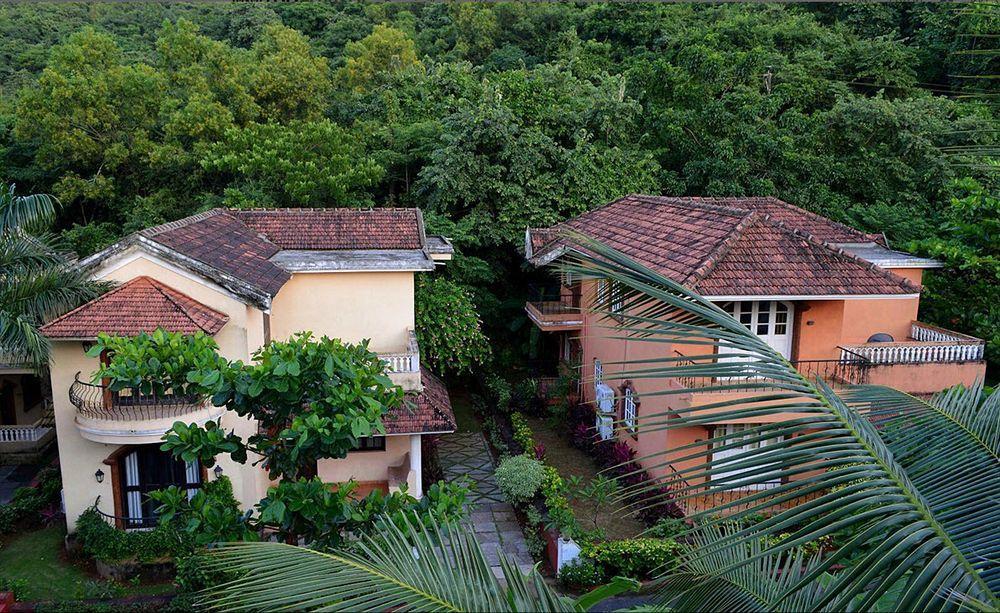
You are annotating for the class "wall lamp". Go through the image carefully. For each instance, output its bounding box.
[94,469,105,484]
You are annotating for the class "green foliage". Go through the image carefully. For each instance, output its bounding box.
[341,24,422,92]
[910,178,1000,365]
[414,276,490,376]
[149,476,254,545]
[494,454,545,504]
[647,517,689,539]
[75,508,192,564]
[510,412,534,452]
[558,559,606,588]
[483,374,512,413]
[583,538,683,580]
[89,329,226,396]
[160,420,245,468]
[200,120,383,208]
[0,576,29,600]
[0,467,61,534]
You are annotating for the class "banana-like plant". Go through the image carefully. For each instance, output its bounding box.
[197,239,997,611]
[559,235,998,611]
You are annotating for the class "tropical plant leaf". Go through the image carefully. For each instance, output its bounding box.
[843,384,1000,593]
[200,516,588,612]
[557,233,997,610]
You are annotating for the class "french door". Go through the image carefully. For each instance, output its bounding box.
[119,446,201,528]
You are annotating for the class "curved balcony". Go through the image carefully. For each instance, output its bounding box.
[69,373,225,444]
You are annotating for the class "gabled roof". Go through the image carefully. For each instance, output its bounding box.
[527,195,920,298]
[40,276,229,339]
[383,368,456,435]
[78,208,441,310]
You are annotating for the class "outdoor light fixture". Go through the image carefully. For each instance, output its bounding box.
[94,469,104,484]
[213,465,224,479]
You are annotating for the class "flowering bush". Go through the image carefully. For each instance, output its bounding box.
[558,560,606,588]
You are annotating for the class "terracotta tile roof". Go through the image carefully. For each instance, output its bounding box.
[231,209,424,250]
[383,368,456,435]
[143,210,290,297]
[41,276,229,339]
[676,197,885,245]
[691,217,921,296]
[528,195,918,297]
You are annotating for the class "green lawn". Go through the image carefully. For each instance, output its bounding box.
[0,526,174,601]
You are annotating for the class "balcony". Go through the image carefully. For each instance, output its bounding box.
[838,322,986,394]
[675,355,871,393]
[525,300,583,332]
[379,329,421,391]
[0,403,55,461]
[69,374,224,445]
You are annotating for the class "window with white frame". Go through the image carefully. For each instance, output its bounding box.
[610,281,623,314]
[711,423,784,489]
[594,358,603,386]
[622,387,637,433]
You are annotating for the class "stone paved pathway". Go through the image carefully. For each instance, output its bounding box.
[437,432,535,578]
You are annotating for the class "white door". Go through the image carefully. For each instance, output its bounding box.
[712,423,784,488]
[722,301,793,358]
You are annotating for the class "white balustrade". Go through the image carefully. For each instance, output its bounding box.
[841,322,984,364]
[0,424,51,443]
[379,330,421,373]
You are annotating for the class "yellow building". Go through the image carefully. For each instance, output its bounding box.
[40,208,456,531]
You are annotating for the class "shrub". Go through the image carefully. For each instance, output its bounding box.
[484,373,512,413]
[647,517,689,539]
[0,576,29,600]
[495,454,545,504]
[75,508,192,564]
[510,412,535,453]
[584,538,682,579]
[559,560,606,588]
[483,416,509,458]
[0,467,62,534]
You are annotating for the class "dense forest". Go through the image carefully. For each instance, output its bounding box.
[0,2,996,370]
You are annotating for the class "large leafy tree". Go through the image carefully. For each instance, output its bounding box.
[0,184,104,366]
[196,241,999,611]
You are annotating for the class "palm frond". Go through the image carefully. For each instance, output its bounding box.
[843,384,1000,592]
[657,525,831,612]
[200,516,637,612]
[0,184,57,234]
[558,234,997,609]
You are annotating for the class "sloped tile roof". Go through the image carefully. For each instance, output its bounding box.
[143,210,290,296]
[41,276,229,339]
[383,368,456,435]
[528,195,918,297]
[691,217,921,296]
[231,208,424,250]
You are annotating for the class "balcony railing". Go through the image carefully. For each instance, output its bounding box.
[93,496,157,531]
[69,373,209,421]
[840,321,984,364]
[0,423,51,443]
[674,352,871,390]
[380,329,420,373]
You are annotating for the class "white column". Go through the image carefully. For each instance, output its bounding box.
[410,434,423,498]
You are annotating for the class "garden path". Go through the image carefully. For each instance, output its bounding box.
[437,432,536,578]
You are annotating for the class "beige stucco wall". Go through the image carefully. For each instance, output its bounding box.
[52,253,271,530]
[316,435,411,486]
[269,272,415,352]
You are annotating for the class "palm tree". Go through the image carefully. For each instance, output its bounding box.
[192,237,998,611]
[0,184,106,367]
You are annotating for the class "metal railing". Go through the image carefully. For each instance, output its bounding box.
[674,351,871,390]
[840,321,985,364]
[93,496,157,530]
[69,372,209,421]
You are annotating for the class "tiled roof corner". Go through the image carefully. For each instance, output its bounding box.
[383,368,456,435]
[40,276,229,339]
